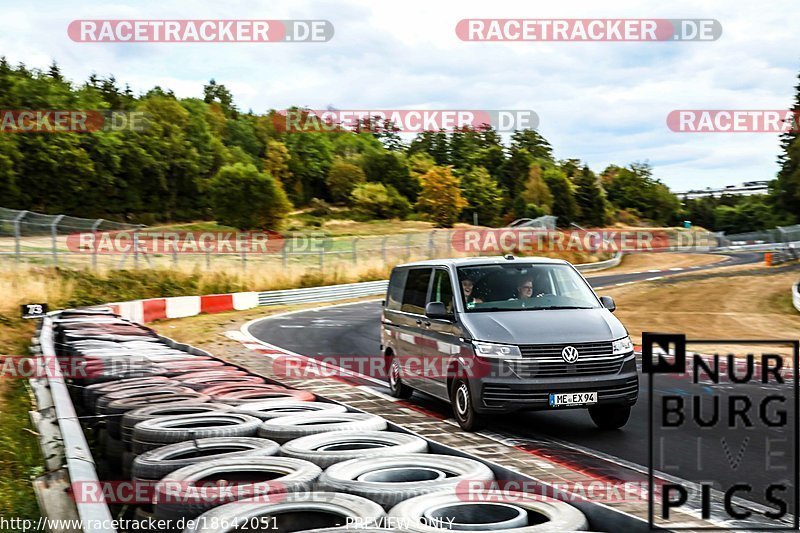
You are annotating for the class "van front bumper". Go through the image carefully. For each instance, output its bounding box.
[472,353,638,413]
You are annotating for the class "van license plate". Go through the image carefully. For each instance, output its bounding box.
[549,392,597,407]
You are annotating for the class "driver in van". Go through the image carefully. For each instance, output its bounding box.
[515,277,546,299]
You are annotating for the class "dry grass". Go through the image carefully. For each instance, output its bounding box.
[605,267,800,357]
[586,252,724,277]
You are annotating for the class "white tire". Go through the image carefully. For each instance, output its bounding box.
[258,413,387,444]
[232,400,347,421]
[182,492,385,533]
[317,454,494,509]
[281,430,428,468]
[388,490,588,532]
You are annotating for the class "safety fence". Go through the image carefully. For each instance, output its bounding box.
[0,208,577,271]
[3,206,799,273]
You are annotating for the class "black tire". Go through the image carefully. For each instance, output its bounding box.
[95,386,194,415]
[280,430,428,468]
[153,457,321,522]
[450,377,486,431]
[317,453,494,509]
[589,404,631,430]
[388,489,588,532]
[106,393,210,440]
[122,403,232,447]
[183,492,386,533]
[131,413,262,455]
[387,354,413,399]
[84,377,176,411]
[132,437,280,482]
[258,413,387,444]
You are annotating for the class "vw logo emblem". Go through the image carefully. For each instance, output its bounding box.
[561,345,579,363]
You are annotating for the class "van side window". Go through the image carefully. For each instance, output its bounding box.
[430,269,454,311]
[386,269,407,311]
[401,268,431,314]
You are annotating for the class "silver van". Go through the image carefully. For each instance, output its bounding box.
[380,256,638,431]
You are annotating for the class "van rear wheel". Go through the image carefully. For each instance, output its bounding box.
[387,355,413,399]
[451,378,486,431]
[589,404,631,430]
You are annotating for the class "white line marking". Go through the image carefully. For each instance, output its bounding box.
[646,276,663,281]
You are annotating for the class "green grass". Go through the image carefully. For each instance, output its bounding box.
[0,347,44,527]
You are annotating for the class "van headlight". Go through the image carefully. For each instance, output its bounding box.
[612,336,634,355]
[473,341,522,359]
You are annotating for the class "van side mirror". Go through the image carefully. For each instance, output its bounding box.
[425,301,453,320]
[600,296,616,312]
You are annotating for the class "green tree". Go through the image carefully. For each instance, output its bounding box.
[350,182,411,219]
[361,150,418,201]
[459,166,504,226]
[510,130,553,160]
[263,140,292,191]
[773,71,800,223]
[416,166,468,227]
[605,163,680,225]
[208,163,291,229]
[542,168,578,224]
[520,162,554,211]
[326,160,366,203]
[574,165,608,226]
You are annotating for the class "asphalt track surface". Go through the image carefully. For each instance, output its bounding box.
[249,252,798,515]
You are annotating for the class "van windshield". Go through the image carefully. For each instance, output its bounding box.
[456,263,601,312]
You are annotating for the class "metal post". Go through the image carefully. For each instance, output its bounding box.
[51,214,65,266]
[91,219,103,269]
[428,230,436,258]
[282,237,288,268]
[241,248,247,270]
[132,228,140,268]
[12,210,27,263]
[319,238,325,270]
[352,237,359,265]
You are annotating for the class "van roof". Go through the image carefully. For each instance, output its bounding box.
[394,256,570,268]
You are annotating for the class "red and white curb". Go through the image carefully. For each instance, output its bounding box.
[94,291,259,323]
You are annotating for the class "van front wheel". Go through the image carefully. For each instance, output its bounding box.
[451,378,487,431]
[589,404,631,430]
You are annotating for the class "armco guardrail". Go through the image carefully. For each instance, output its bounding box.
[794,281,800,313]
[34,315,117,533]
[258,279,390,306]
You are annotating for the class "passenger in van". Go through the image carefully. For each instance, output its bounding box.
[460,278,483,304]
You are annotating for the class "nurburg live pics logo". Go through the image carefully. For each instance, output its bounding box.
[644,333,799,530]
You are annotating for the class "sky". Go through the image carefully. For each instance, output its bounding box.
[0,0,797,192]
